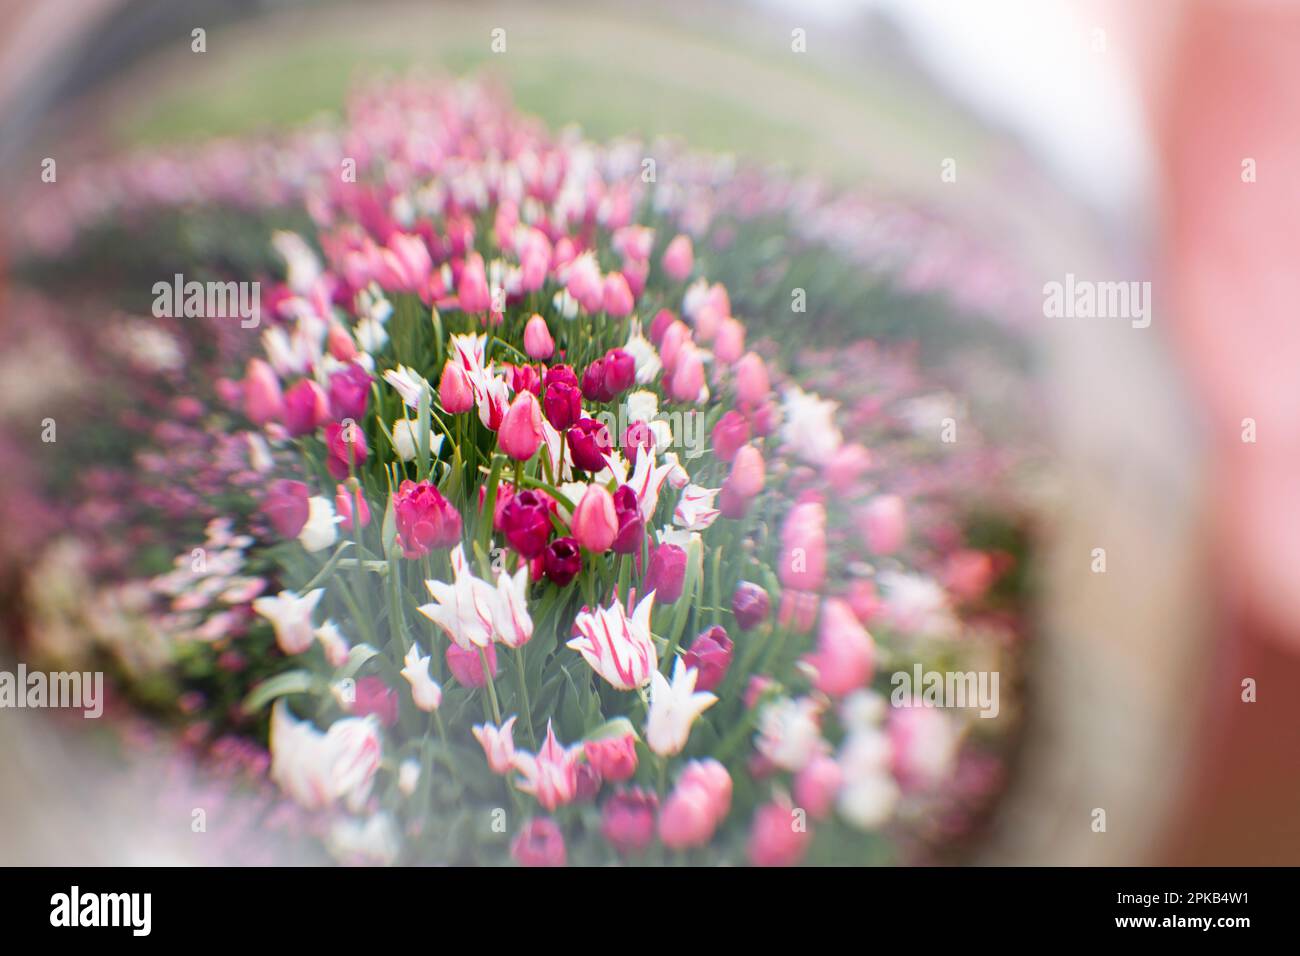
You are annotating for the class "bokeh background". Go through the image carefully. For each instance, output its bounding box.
[1,0,1297,864]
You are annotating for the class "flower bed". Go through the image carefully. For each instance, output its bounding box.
[6,79,1035,865]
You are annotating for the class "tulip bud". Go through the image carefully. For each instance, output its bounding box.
[714,317,746,364]
[601,788,658,855]
[794,755,843,820]
[583,733,638,783]
[601,348,636,397]
[498,391,545,461]
[439,360,474,414]
[779,500,827,592]
[670,345,706,403]
[711,412,749,465]
[658,783,717,850]
[501,490,554,559]
[523,314,555,360]
[543,381,582,431]
[445,641,498,689]
[510,363,541,396]
[694,304,723,343]
[242,358,283,426]
[825,443,872,493]
[658,320,689,375]
[282,378,330,437]
[325,421,368,480]
[543,536,582,586]
[748,798,810,866]
[602,272,635,317]
[662,234,694,282]
[801,598,874,697]
[572,484,618,553]
[458,252,492,313]
[335,481,371,532]
[327,362,371,422]
[645,543,688,604]
[511,817,566,867]
[610,485,645,555]
[393,479,462,557]
[649,308,676,346]
[728,444,765,500]
[681,625,734,692]
[581,357,613,403]
[567,418,613,473]
[731,581,770,630]
[734,352,770,405]
[545,364,579,391]
[678,758,732,822]
[262,479,310,539]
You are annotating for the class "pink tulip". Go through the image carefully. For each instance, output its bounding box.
[498,391,545,461]
[658,783,717,850]
[517,228,552,292]
[861,494,907,555]
[445,641,497,688]
[566,253,604,313]
[649,308,676,346]
[801,598,874,697]
[514,721,579,812]
[511,818,566,867]
[335,482,371,532]
[670,345,706,403]
[458,252,492,313]
[779,499,827,591]
[794,755,844,820]
[662,234,694,282]
[571,484,618,553]
[602,272,635,318]
[748,797,810,866]
[658,320,689,375]
[677,759,733,823]
[693,305,723,343]
[583,733,638,783]
[714,317,746,364]
[242,358,283,426]
[282,378,330,437]
[472,716,518,775]
[711,411,750,463]
[734,352,770,405]
[728,444,765,500]
[523,314,555,360]
[601,788,658,855]
[439,360,474,414]
[825,443,873,493]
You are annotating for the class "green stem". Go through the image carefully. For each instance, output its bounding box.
[479,645,502,725]
[514,646,537,749]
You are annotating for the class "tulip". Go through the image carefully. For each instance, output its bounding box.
[445,641,498,688]
[543,537,582,587]
[678,759,733,823]
[567,418,613,473]
[610,485,645,555]
[543,381,582,431]
[658,782,717,849]
[601,788,659,855]
[393,479,462,558]
[326,322,358,362]
[514,721,580,811]
[649,308,676,346]
[693,304,723,343]
[401,642,443,713]
[658,320,689,375]
[420,545,497,649]
[472,716,518,774]
[565,252,604,313]
[748,797,811,866]
[253,588,325,655]
[602,272,635,317]
[268,701,380,812]
[718,479,751,520]
[568,592,657,690]
[861,494,907,555]
[711,411,750,463]
[800,598,875,697]
[734,352,770,405]
[242,357,283,426]
[325,421,368,480]
[299,496,340,552]
[728,444,765,500]
[601,348,636,396]
[545,364,579,390]
[645,658,716,757]
[889,706,957,790]
[492,564,534,649]
[501,489,553,559]
[262,479,310,539]
[673,484,721,531]
[511,818,566,867]
[580,357,613,403]
[334,481,371,532]
[644,542,688,604]
[457,252,492,313]
[438,360,475,413]
[510,363,541,396]
[498,391,545,461]
[391,418,440,463]
[825,443,872,493]
[282,378,330,437]
[779,499,827,592]
[795,755,844,820]
[328,363,371,422]
[731,581,770,630]
[681,625,734,692]
[351,676,399,728]
[583,733,638,784]
[521,313,555,360]
[575,763,602,802]
[714,316,746,364]
[669,345,706,403]
[662,234,694,282]
[572,485,618,553]
[779,588,821,634]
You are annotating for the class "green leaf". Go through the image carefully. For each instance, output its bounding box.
[241,669,320,715]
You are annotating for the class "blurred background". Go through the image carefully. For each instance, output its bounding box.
[1,0,1297,864]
